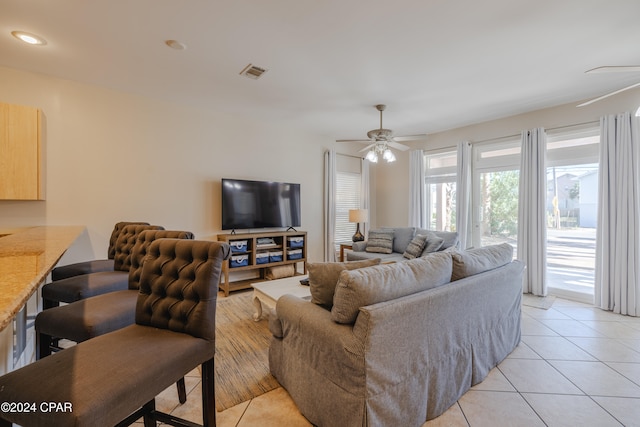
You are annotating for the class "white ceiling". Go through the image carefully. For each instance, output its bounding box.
[2,0,640,140]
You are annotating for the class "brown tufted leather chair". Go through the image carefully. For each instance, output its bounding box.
[0,239,230,427]
[41,224,164,309]
[36,229,195,358]
[51,221,150,281]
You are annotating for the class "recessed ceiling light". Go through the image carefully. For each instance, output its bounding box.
[165,40,186,50]
[11,31,47,46]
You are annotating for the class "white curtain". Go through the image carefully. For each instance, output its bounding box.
[595,112,640,316]
[518,128,547,296]
[456,141,472,249]
[360,158,370,237]
[409,149,426,228]
[324,150,337,261]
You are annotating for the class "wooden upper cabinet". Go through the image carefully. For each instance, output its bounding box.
[0,102,43,200]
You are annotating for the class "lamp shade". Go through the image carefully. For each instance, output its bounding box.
[348,209,368,223]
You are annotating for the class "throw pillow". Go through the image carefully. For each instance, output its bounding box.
[365,229,394,254]
[417,229,459,250]
[403,234,428,259]
[331,252,453,324]
[450,243,514,281]
[420,231,444,256]
[308,258,382,308]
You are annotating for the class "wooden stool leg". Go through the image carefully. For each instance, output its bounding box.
[202,358,216,427]
[177,377,187,404]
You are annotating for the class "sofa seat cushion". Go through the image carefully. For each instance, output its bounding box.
[346,251,406,263]
[308,259,381,308]
[451,243,514,281]
[365,229,395,254]
[331,252,453,324]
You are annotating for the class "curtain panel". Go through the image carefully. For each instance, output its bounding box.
[518,128,547,296]
[595,112,640,316]
[361,158,370,238]
[409,150,426,228]
[456,141,472,249]
[324,150,337,262]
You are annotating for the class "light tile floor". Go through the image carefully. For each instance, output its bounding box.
[143,297,640,426]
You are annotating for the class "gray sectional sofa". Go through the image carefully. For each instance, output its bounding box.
[346,227,459,263]
[269,243,523,427]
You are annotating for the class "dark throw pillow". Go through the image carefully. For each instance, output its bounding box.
[403,234,428,259]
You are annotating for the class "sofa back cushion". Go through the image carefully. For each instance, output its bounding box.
[308,258,382,308]
[331,252,453,324]
[383,227,416,253]
[450,243,514,281]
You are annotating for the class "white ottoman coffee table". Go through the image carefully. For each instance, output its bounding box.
[251,275,311,321]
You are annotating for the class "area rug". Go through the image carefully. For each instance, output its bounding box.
[215,291,280,411]
[522,293,556,310]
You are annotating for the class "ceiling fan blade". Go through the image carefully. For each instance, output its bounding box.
[393,134,427,142]
[586,66,640,74]
[336,139,373,144]
[387,141,410,151]
[577,81,640,107]
[359,143,376,152]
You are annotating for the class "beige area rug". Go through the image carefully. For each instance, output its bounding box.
[522,293,556,310]
[215,291,280,411]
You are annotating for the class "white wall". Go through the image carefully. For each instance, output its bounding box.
[0,66,341,264]
[375,86,640,227]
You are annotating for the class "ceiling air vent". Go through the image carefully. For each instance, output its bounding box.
[239,64,267,80]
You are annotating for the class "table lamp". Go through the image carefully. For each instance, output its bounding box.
[348,209,368,242]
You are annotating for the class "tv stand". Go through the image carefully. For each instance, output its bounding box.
[286,226,297,232]
[217,230,307,296]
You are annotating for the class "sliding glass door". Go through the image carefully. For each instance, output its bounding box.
[545,127,599,300]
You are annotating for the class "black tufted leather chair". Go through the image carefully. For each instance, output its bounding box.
[41,224,164,309]
[51,221,150,281]
[0,239,230,427]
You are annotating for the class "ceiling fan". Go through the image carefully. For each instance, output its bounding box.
[577,66,640,107]
[337,104,426,163]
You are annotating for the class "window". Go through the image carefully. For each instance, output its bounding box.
[472,138,521,250]
[334,155,362,251]
[425,150,457,231]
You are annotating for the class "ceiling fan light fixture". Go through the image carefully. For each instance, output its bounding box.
[383,148,396,162]
[366,150,378,163]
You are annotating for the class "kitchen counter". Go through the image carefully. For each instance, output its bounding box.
[0,226,84,332]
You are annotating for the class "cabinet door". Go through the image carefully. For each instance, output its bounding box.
[0,103,42,200]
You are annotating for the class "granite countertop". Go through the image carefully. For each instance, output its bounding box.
[0,226,84,331]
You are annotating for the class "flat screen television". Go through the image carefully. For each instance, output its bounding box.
[221,178,301,230]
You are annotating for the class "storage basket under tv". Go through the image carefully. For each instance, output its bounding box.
[217,230,307,296]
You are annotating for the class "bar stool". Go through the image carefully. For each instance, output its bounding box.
[41,224,163,309]
[0,239,230,427]
[51,221,149,281]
